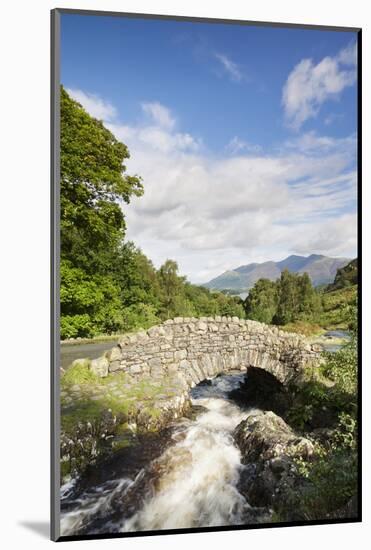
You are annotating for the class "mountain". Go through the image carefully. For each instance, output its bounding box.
[203,254,351,291]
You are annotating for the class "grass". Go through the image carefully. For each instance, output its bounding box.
[61,366,180,435]
[61,359,97,385]
[281,321,324,337]
[60,366,183,479]
[279,285,357,335]
[318,285,357,329]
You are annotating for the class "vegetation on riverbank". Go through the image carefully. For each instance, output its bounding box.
[233,297,358,522]
[61,362,188,480]
[279,304,358,521]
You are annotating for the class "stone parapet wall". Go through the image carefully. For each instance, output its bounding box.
[89,316,320,389]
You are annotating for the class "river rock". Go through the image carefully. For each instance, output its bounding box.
[234,411,314,512]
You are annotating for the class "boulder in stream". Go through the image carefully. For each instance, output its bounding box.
[234,411,314,516]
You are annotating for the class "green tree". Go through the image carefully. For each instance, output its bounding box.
[60,260,124,338]
[274,270,300,324]
[329,259,358,291]
[112,242,161,309]
[158,260,185,318]
[298,272,322,318]
[60,86,143,274]
[244,278,278,323]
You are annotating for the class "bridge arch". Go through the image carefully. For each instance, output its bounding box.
[90,316,320,391]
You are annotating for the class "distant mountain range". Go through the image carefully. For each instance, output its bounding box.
[203,254,351,292]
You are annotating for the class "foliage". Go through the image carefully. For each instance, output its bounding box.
[317,285,357,329]
[290,414,358,521]
[60,86,142,274]
[282,303,358,520]
[280,321,323,337]
[60,88,244,339]
[122,303,160,332]
[244,279,278,323]
[61,359,97,386]
[243,270,322,326]
[321,305,358,400]
[243,265,357,331]
[327,259,358,291]
[60,259,124,338]
[274,271,322,324]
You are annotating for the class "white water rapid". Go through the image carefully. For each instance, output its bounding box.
[60,373,261,536]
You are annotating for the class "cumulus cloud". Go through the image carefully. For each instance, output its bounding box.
[215,53,243,82]
[121,129,356,282]
[66,88,357,283]
[66,88,117,121]
[282,42,357,129]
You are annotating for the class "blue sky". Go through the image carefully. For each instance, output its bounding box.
[61,13,358,283]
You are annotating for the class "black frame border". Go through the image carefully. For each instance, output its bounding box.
[51,7,362,542]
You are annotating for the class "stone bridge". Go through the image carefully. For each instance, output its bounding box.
[89,316,320,391]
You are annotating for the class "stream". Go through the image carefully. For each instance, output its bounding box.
[60,373,263,536]
[60,332,350,535]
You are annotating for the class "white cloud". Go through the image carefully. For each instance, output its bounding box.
[108,123,201,155]
[120,129,357,282]
[66,88,117,121]
[282,42,357,129]
[215,53,243,82]
[337,41,357,66]
[284,130,356,155]
[65,88,357,283]
[141,102,176,130]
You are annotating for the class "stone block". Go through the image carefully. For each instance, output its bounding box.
[129,365,142,375]
[90,356,109,378]
[148,357,162,369]
[118,335,130,348]
[174,349,187,360]
[108,360,121,373]
[105,346,122,362]
[147,326,160,337]
[179,359,191,370]
[136,330,149,341]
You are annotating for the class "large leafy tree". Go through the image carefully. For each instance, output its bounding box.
[60,87,143,337]
[59,87,247,338]
[60,86,143,274]
[244,278,278,324]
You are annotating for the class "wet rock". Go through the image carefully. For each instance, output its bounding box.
[234,411,313,510]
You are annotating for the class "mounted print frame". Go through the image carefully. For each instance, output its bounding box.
[51,8,362,542]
